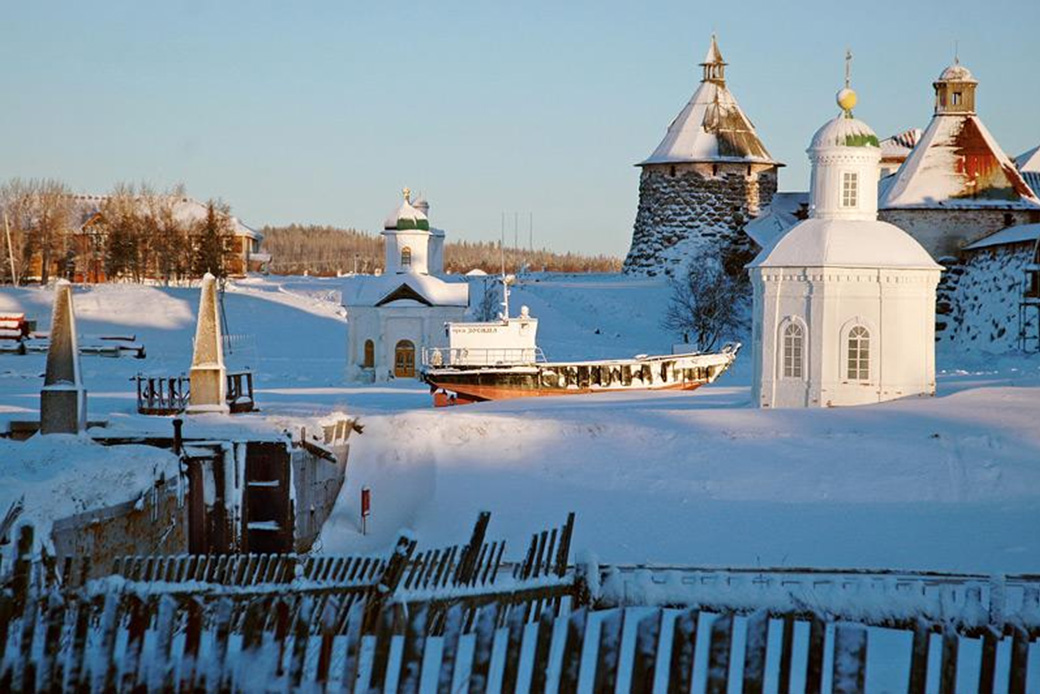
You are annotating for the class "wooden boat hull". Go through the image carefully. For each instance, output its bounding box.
[422,346,739,407]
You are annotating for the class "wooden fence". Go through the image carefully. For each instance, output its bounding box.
[1,517,1037,693]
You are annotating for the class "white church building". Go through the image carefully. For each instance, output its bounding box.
[748,76,942,408]
[343,190,469,381]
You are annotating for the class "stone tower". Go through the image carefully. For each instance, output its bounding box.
[624,36,781,277]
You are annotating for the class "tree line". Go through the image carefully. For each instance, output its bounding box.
[0,178,236,285]
[261,224,622,276]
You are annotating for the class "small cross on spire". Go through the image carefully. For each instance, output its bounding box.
[844,48,852,89]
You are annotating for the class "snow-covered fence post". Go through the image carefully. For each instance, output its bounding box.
[557,607,587,694]
[367,606,395,694]
[593,608,624,694]
[315,596,341,687]
[939,623,959,694]
[179,596,204,692]
[339,600,365,694]
[667,608,699,694]
[777,614,796,694]
[804,615,826,694]
[630,608,663,694]
[743,610,770,694]
[436,604,464,694]
[500,606,527,694]
[528,607,556,694]
[121,594,148,693]
[287,596,313,690]
[152,594,177,693]
[11,524,32,617]
[705,614,733,694]
[831,623,867,694]
[907,618,930,694]
[469,604,500,694]
[397,603,428,694]
[39,591,65,694]
[1008,625,1030,694]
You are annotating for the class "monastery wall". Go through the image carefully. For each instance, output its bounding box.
[938,243,1034,352]
[879,209,1040,259]
[624,163,777,276]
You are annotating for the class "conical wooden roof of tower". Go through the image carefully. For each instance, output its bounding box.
[640,35,778,166]
[880,61,1040,210]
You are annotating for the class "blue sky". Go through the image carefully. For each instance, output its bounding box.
[1,1,1037,256]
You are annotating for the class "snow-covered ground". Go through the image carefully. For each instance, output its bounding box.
[2,274,1039,575]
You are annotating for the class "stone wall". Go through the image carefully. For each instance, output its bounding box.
[878,208,1040,260]
[938,242,1035,352]
[623,162,777,277]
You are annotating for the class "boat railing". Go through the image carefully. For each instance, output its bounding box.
[422,346,546,368]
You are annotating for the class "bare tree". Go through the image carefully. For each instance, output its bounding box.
[0,179,32,285]
[661,246,748,351]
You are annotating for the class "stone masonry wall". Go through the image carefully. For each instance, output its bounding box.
[623,162,777,277]
[879,208,1040,260]
[938,243,1034,352]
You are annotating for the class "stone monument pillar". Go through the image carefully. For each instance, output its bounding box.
[40,280,87,434]
[187,273,229,414]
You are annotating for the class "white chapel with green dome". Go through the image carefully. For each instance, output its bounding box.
[342,189,469,382]
[748,65,943,408]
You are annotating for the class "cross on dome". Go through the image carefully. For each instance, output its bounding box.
[836,49,858,118]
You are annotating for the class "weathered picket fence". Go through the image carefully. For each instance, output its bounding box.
[1,515,1038,693]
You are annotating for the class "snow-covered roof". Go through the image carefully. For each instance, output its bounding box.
[880,128,923,161]
[809,115,879,150]
[384,191,430,231]
[639,38,778,167]
[963,223,1040,251]
[341,273,469,308]
[744,192,808,248]
[748,218,941,270]
[74,194,262,240]
[879,114,1040,210]
[1017,145,1040,173]
[937,62,976,83]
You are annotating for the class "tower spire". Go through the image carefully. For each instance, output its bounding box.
[700,34,726,83]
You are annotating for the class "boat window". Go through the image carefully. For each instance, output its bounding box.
[846,326,870,381]
[400,246,412,267]
[782,322,804,379]
[363,339,374,368]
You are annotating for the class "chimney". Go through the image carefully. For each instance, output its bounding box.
[40,281,87,434]
[186,273,229,414]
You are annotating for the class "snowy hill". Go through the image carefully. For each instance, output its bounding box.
[2,275,1039,575]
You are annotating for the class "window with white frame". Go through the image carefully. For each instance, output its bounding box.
[782,322,804,379]
[842,172,858,208]
[846,325,870,381]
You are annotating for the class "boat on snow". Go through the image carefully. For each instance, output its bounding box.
[420,280,739,407]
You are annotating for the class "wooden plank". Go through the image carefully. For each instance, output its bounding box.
[667,608,698,694]
[777,614,795,694]
[99,593,121,694]
[907,619,930,694]
[212,598,234,694]
[805,615,826,694]
[555,512,576,577]
[540,529,558,579]
[179,597,203,693]
[483,542,505,586]
[528,607,556,694]
[288,597,314,690]
[340,600,365,694]
[558,607,588,694]
[978,627,998,694]
[939,625,958,694]
[272,599,291,678]
[367,605,395,694]
[706,614,734,694]
[630,609,663,694]
[1008,625,1029,694]
[832,623,867,694]
[743,610,770,694]
[500,605,528,694]
[436,604,464,694]
[316,596,341,687]
[594,608,625,694]
[40,592,66,694]
[532,531,549,580]
[66,596,90,694]
[397,604,428,694]
[469,604,500,694]
[153,595,177,694]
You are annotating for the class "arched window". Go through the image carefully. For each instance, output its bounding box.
[400,247,412,267]
[782,322,804,379]
[841,172,858,208]
[846,326,870,381]
[362,339,374,368]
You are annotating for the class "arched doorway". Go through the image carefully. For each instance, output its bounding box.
[394,340,416,378]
